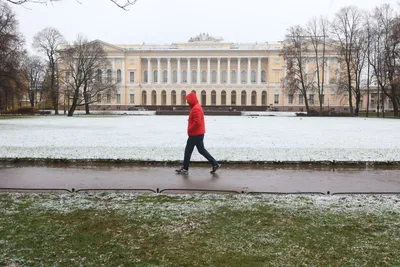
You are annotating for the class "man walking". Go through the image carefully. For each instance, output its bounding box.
[175,91,221,174]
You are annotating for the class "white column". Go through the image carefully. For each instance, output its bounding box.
[167,58,171,84]
[217,58,221,84]
[187,58,191,84]
[147,58,152,84]
[197,58,201,84]
[257,57,261,84]
[207,58,211,84]
[157,58,161,84]
[227,58,231,84]
[237,58,241,85]
[247,57,251,85]
[177,58,181,84]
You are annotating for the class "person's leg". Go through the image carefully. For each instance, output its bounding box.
[195,135,218,166]
[183,136,196,170]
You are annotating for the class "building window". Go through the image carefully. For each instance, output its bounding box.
[163,70,167,83]
[261,70,266,83]
[97,69,102,83]
[161,90,166,105]
[116,94,121,104]
[142,90,147,105]
[211,90,216,105]
[181,91,186,105]
[153,70,158,83]
[182,70,187,83]
[274,94,279,104]
[299,94,304,104]
[231,70,237,83]
[289,95,293,104]
[201,90,206,106]
[107,94,111,104]
[97,94,101,103]
[130,94,134,104]
[262,91,267,106]
[65,72,70,83]
[221,90,226,105]
[221,70,227,84]
[129,72,135,83]
[241,90,246,105]
[251,91,256,105]
[241,70,247,84]
[321,94,325,104]
[251,70,256,83]
[173,70,177,83]
[309,94,315,105]
[231,90,236,105]
[211,70,217,84]
[171,90,176,105]
[117,69,121,83]
[107,69,112,83]
[152,90,157,105]
[192,70,197,84]
[201,70,207,83]
[144,70,148,83]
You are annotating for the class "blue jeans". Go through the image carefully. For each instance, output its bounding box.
[183,134,218,170]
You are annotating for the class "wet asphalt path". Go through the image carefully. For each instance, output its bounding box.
[1,165,400,194]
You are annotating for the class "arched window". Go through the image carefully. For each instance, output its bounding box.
[241,70,247,84]
[192,70,197,84]
[182,70,187,83]
[142,90,147,105]
[117,69,121,83]
[241,90,247,105]
[161,90,166,105]
[163,70,168,83]
[231,70,237,84]
[211,90,216,105]
[153,70,158,83]
[262,91,267,105]
[143,70,148,83]
[152,90,157,105]
[251,70,256,83]
[171,90,176,105]
[231,90,237,105]
[201,90,207,106]
[221,70,227,84]
[261,70,267,83]
[251,91,257,105]
[172,70,177,83]
[97,69,102,83]
[201,70,207,83]
[107,69,112,83]
[211,70,217,84]
[221,90,227,105]
[181,90,187,105]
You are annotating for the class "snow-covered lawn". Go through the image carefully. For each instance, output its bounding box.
[0,115,399,161]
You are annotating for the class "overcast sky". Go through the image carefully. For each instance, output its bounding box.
[12,0,398,51]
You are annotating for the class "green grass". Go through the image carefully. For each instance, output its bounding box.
[0,193,399,266]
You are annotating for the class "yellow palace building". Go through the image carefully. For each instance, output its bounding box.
[67,33,350,112]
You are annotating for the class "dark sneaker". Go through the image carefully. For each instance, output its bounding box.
[175,167,188,174]
[210,164,221,173]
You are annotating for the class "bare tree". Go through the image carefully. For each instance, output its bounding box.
[306,16,329,113]
[21,54,45,107]
[0,0,25,113]
[32,27,65,114]
[331,6,364,116]
[282,25,315,113]
[60,36,117,117]
[369,4,400,117]
[5,0,137,10]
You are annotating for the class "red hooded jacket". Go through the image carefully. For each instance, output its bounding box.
[186,92,205,136]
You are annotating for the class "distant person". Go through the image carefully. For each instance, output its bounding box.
[175,92,221,174]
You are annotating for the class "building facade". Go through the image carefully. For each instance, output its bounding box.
[64,33,365,112]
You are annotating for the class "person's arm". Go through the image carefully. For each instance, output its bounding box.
[188,108,201,133]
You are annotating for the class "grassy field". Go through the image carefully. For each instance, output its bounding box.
[1,193,399,266]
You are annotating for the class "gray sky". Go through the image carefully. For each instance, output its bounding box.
[13,0,397,51]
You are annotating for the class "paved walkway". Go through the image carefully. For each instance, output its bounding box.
[1,166,400,194]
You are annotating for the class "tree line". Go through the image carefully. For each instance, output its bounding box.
[283,4,400,117]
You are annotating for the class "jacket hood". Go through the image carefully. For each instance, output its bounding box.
[186,92,199,108]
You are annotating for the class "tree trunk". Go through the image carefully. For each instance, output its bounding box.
[67,89,80,117]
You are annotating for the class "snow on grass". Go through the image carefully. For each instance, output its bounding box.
[1,116,399,161]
